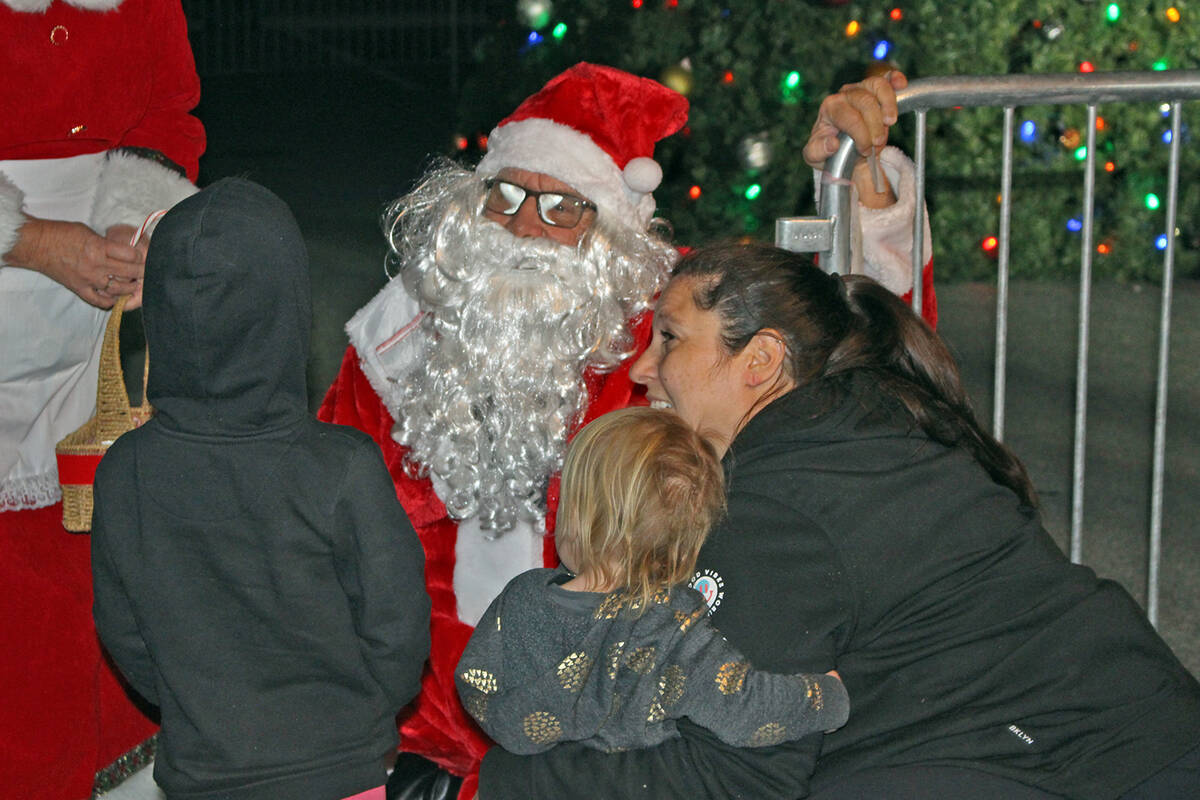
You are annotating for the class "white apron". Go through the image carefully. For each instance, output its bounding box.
[0,154,108,511]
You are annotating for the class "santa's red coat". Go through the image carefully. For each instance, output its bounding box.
[316,313,655,788]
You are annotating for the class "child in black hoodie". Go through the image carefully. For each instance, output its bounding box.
[91,178,431,800]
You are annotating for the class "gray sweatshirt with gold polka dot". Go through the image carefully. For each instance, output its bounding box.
[456,567,849,755]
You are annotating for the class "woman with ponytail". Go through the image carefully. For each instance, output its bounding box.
[479,241,1200,799]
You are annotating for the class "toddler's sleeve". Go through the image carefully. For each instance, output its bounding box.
[671,605,849,747]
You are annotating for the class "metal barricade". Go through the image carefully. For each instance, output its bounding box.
[777,71,1200,627]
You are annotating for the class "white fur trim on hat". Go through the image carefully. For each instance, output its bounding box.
[90,150,197,236]
[0,173,25,261]
[2,0,123,11]
[476,118,658,231]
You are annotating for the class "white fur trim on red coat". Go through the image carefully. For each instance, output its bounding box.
[2,0,123,11]
[0,173,24,260]
[812,145,932,296]
[90,150,197,236]
[476,118,656,232]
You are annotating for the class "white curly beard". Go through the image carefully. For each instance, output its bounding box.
[387,168,673,533]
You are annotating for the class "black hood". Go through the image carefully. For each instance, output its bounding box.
[142,178,311,436]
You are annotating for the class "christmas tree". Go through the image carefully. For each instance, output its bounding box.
[456,1,1198,281]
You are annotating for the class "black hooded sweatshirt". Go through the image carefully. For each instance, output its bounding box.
[92,178,431,800]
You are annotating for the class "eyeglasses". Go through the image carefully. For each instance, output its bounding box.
[483,179,597,229]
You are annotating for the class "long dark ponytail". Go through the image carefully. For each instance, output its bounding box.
[673,242,1037,507]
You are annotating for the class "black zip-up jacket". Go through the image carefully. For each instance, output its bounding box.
[92,179,431,800]
[481,374,1200,799]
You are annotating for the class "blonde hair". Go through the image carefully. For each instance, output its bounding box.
[556,407,727,610]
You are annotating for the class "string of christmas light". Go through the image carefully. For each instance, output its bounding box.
[457,0,1198,275]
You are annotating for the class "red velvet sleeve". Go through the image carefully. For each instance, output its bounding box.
[901,257,938,329]
[317,326,658,796]
[119,0,205,181]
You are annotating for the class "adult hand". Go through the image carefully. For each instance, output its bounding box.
[105,224,147,309]
[7,216,145,309]
[804,70,907,208]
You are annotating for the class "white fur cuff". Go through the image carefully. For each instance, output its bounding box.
[0,173,26,262]
[857,146,933,295]
[90,150,197,237]
[345,276,425,421]
[809,145,931,295]
[2,0,122,11]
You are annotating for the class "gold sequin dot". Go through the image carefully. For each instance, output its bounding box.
[523,711,563,745]
[653,588,671,605]
[50,25,69,45]
[460,668,498,694]
[556,651,593,692]
[658,664,686,708]
[647,699,667,723]
[626,646,657,674]
[463,692,489,722]
[595,592,626,620]
[675,606,704,633]
[750,722,788,747]
[715,660,750,695]
[606,642,626,680]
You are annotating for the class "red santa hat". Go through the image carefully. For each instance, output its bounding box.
[475,62,689,231]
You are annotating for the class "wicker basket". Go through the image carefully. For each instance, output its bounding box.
[55,295,153,532]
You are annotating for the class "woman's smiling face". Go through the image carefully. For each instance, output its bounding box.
[630,276,757,456]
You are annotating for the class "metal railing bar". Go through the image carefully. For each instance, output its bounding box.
[993,107,1014,442]
[1147,102,1184,626]
[817,143,856,277]
[894,71,1200,113]
[1070,104,1099,565]
[911,110,927,317]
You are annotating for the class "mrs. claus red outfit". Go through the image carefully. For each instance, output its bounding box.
[0,1,203,796]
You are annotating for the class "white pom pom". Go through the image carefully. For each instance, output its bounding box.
[623,157,662,194]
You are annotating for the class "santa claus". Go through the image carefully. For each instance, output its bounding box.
[318,62,933,798]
